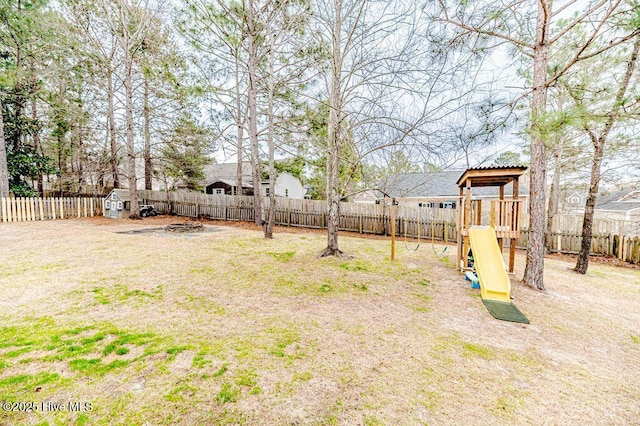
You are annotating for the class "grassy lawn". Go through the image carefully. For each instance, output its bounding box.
[1,217,639,425]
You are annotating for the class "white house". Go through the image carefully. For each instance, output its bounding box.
[351,189,381,204]
[202,162,305,199]
[260,172,305,199]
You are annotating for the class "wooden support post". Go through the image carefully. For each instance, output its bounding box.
[1,197,6,222]
[391,199,396,261]
[457,189,463,270]
[59,197,64,219]
[39,198,44,220]
[462,180,471,271]
[509,238,516,273]
[490,201,495,228]
[17,198,23,222]
[29,197,34,220]
[77,198,81,217]
[476,199,482,225]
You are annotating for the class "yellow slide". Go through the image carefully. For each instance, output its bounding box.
[468,226,510,303]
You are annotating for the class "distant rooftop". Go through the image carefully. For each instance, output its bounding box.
[379,169,527,199]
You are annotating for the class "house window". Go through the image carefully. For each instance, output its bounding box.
[105,200,111,210]
[124,201,130,210]
[112,193,117,200]
[117,201,123,210]
[285,188,289,197]
[265,187,270,196]
[215,188,224,195]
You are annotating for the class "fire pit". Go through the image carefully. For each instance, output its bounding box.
[165,223,204,233]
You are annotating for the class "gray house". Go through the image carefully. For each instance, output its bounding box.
[595,190,640,220]
[104,189,132,219]
[373,170,529,209]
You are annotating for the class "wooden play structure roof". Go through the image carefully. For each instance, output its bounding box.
[456,166,527,188]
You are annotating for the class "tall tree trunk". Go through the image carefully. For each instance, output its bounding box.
[235,51,244,196]
[319,1,344,257]
[575,35,640,274]
[574,138,604,273]
[0,97,9,197]
[31,97,43,195]
[523,0,552,291]
[77,122,84,194]
[246,2,262,226]
[107,72,120,189]
[545,140,563,248]
[124,52,140,220]
[265,38,276,239]
[30,60,43,195]
[144,76,152,190]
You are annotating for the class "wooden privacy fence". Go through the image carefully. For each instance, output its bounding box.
[139,190,458,239]
[139,190,640,264]
[0,197,104,222]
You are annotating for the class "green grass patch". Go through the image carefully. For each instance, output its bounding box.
[70,358,130,375]
[293,371,312,382]
[216,382,239,404]
[339,260,372,272]
[165,384,198,403]
[235,369,257,387]
[266,327,301,358]
[631,335,640,344]
[463,343,495,360]
[90,285,162,305]
[267,251,295,261]
[0,372,68,400]
[167,345,190,355]
[193,352,215,369]
[115,347,130,355]
[320,283,333,293]
[213,363,228,377]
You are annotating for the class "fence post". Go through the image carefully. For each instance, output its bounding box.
[1,197,6,222]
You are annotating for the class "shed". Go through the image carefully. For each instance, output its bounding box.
[104,189,132,219]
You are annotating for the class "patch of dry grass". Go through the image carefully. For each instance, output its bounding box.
[0,217,639,425]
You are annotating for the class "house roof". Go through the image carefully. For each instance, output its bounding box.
[203,162,252,186]
[107,189,131,202]
[380,171,527,199]
[596,202,640,212]
[594,189,640,211]
[456,165,528,188]
[210,178,253,188]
